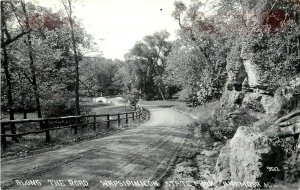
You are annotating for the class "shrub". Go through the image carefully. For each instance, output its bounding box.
[270,137,300,183]
[202,107,259,141]
[123,88,141,107]
[42,98,76,118]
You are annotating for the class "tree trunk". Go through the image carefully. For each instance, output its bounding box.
[1,44,17,141]
[159,86,165,100]
[1,1,32,142]
[72,33,81,116]
[21,0,43,119]
[27,33,43,119]
[23,110,27,119]
[22,93,27,119]
[67,0,80,116]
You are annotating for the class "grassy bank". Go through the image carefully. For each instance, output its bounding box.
[139,99,219,120]
[90,105,135,115]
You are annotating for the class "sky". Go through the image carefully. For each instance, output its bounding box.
[33,0,193,60]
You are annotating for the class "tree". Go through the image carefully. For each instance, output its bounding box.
[165,0,230,104]
[126,30,172,100]
[1,1,32,140]
[61,0,81,115]
[80,56,122,96]
[163,39,207,101]
[7,0,75,119]
[114,60,138,92]
[20,0,43,119]
[225,0,300,89]
[1,0,93,121]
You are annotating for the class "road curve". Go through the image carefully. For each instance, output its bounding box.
[1,107,194,190]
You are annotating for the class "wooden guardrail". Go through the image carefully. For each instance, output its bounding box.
[1,108,143,150]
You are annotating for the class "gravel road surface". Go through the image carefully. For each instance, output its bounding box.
[1,107,194,190]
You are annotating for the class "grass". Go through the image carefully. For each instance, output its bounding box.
[1,112,38,121]
[90,105,136,115]
[172,101,219,120]
[139,99,219,122]
[80,102,113,108]
[139,99,186,107]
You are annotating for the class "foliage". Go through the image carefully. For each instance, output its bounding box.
[42,97,76,118]
[114,60,136,92]
[204,107,259,141]
[123,88,141,107]
[252,19,300,87]
[163,0,232,105]
[270,137,300,183]
[1,0,94,118]
[80,56,122,96]
[123,30,172,100]
[227,0,300,89]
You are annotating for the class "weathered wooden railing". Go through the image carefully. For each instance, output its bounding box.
[1,108,143,150]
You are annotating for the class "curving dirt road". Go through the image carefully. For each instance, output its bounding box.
[1,107,194,190]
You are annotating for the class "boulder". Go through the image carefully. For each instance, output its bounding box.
[230,127,269,183]
[220,88,245,107]
[287,77,300,92]
[226,46,247,91]
[240,91,297,115]
[260,94,285,115]
[215,142,231,184]
[215,126,284,186]
[261,91,299,115]
[242,57,265,89]
[242,77,251,91]
[242,93,265,112]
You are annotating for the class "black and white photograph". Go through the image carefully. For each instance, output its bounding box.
[1,0,300,189]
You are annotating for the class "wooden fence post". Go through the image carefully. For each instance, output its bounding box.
[292,134,299,151]
[1,125,7,150]
[93,116,96,131]
[107,114,110,128]
[11,123,18,142]
[125,113,128,124]
[74,117,78,135]
[45,120,51,143]
[79,116,84,135]
[118,114,121,126]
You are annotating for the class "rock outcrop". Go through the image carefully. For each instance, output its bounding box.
[215,0,300,188]
[222,0,300,114]
[215,127,284,187]
[215,142,231,184]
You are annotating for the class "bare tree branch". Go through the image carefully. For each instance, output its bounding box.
[275,110,300,125]
[23,71,33,85]
[1,29,31,48]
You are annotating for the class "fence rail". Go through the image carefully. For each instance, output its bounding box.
[1,108,143,150]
